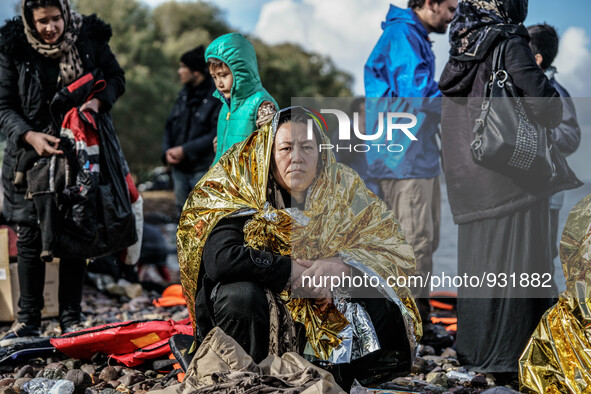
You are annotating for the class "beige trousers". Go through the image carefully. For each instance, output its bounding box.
[380,177,441,319]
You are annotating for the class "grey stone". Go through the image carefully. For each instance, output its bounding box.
[107,381,119,388]
[64,369,92,390]
[98,367,118,382]
[471,375,489,388]
[481,387,520,393]
[441,347,458,358]
[0,379,14,388]
[120,368,136,376]
[411,356,430,374]
[42,367,66,380]
[446,370,474,385]
[64,360,81,370]
[14,366,34,379]
[418,344,436,356]
[117,373,144,387]
[80,365,95,377]
[13,377,32,392]
[426,371,447,386]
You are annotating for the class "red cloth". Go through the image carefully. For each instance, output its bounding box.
[51,318,193,367]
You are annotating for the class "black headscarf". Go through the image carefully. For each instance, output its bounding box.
[449,0,529,61]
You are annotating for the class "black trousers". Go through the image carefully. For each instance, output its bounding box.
[197,281,411,385]
[17,224,86,327]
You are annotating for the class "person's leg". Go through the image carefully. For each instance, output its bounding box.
[187,170,207,194]
[2,224,44,343]
[58,257,87,330]
[212,281,270,363]
[171,167,188,216]
[172,168,207,215]
[380,177,437,325]
[15,224,45,327]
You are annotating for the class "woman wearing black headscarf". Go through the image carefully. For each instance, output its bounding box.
[0,0,124,342]
[438,0,562,381]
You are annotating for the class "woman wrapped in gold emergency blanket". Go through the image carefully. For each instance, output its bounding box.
[177,106,420,384]
[519,193,591,393]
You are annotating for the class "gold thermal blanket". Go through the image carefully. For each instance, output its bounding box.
[177,110,420,359]
[519,193,591,393]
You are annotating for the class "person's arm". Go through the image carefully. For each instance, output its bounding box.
[202,216,291,293]
[91,39,125,113]
[162,108,176,165]
[0,54,64,156]
[0,53,35,145]
[550,84,581,155]
[181,101,221,161]
[504,37,562,129]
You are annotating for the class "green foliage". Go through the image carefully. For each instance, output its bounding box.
[72,0,353,174]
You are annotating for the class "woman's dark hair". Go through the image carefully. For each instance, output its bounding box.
[527,24,559,70]
[23,0,63,30]
[408,0,445,10]
[276,108,324,144]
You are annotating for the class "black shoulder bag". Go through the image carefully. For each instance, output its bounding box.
[471,40,582,193]
[471,39,559,189]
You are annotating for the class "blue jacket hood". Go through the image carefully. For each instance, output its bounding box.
[382,5,428,39]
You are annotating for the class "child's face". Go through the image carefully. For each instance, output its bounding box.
[209,63,233,99]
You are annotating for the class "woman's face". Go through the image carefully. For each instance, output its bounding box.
[272,121,319,203]
[32,6,64,45]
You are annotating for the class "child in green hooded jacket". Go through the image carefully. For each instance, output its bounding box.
[206,33,277,164]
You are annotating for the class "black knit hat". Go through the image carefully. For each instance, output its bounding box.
[180,46,207,73]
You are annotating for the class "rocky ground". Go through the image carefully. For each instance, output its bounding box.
[0,282,520,393]
[0,192,519,393]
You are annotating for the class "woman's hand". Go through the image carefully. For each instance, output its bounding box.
[79,98,102,113]
[297,256,351,298]
[291,258,312,290]
[23,131,63,156]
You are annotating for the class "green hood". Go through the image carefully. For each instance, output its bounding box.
[205,33,263,107]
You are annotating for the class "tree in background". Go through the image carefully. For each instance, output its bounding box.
[73,0,353,176]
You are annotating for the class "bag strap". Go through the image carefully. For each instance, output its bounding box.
[491,39,508,73]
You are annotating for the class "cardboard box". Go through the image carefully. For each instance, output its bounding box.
[0,228,59,322]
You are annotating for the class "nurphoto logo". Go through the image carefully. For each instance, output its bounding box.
[308,109,418,153]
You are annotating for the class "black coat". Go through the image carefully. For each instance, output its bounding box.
[195,215,291,340]
[162,78,221,172]
[438,35,562,224]
[0,15,125,224]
